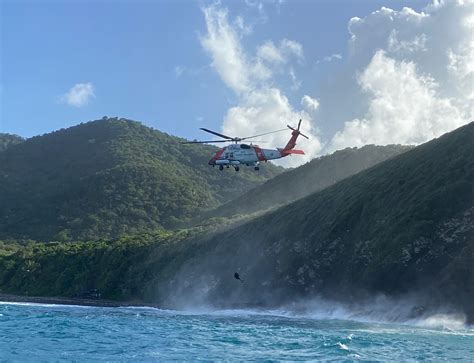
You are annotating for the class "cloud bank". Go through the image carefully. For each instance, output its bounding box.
[200,1,472,165]
[328,1,472,151]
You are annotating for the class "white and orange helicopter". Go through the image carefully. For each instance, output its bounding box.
[184,119,309,171]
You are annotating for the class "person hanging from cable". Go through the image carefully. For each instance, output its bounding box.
[234,272,244,283]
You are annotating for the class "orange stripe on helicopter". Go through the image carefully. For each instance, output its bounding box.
[253,145,267,161]
[209,148,225,165]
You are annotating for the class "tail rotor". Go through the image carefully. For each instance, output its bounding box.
[287,119,309,139]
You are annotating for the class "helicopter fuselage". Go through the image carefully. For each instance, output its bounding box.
[209,143,285,170]
[185,119,308,171]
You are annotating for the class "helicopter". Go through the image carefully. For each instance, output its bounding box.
[183,119,309,171]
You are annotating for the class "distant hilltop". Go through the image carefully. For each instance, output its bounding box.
[0,118,281,241]
[0,117,410,242]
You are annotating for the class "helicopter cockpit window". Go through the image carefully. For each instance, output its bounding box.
[240,144,251,149]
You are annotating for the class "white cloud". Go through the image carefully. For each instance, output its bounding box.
[280,39,304,62]
[222,89,322,167]
[174,66,185,78]
[234,15,253,35]
[326,1,472,151]
[387,30,427,53]
[200,5,320,167]
[329,51,465,151]
[289,68,301,91]
[323,53,342,62]
[200,1,473,162]
[301,95,319,112]
[61,83,95,107]
[257,41,285,64]
[200,6,250,94]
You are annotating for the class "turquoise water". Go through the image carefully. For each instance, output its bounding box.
[0,302,473,361]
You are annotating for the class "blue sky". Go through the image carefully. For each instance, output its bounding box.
[1,0,471,165]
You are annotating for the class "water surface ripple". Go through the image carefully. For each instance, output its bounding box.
[0,302,473,361]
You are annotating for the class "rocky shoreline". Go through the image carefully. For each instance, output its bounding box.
[0,293,159,309]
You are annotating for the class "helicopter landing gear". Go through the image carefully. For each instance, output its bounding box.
[254,166,260,171]
[234,166,240,172]
[219,165,224,171]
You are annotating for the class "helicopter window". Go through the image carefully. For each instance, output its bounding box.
[240,144,251,149]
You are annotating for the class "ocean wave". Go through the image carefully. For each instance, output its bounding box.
[0,300,97,309]
[153,296,474,332]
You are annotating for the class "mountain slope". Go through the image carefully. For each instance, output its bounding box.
[0,133,24,152]
[0,118,281,241]
[205,144,412,219]
[0,123,472,321]
[163,122,473,318]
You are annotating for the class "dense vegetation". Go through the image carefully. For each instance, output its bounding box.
[0,133,23,152]
[0,223,230,302]
[0,231,182,300]
[0,122,472,321]
[205,144,411,220]
[0,118,281,241]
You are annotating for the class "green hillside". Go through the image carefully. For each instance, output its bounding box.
[0,133,24,152]
[205,144,411,220]
[0,118,281,241]
[161,122,473,317]
[0,122,472,321]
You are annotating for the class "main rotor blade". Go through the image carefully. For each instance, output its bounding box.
[200,128,234,140]
[240,128,287,140]
[181,140,231,144]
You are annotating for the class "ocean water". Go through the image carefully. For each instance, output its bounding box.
[0,301,473,361]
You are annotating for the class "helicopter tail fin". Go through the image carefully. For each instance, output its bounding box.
[281,119,309,154]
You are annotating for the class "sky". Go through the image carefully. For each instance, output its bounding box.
[1,0,472,166]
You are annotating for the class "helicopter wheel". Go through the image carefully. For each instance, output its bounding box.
[219,165,224,171]
[254,166,260,171]
[235,166,240,172]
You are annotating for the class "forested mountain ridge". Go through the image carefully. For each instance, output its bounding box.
[0,123,472,322]
[205,144,412,220]
[0,133,24,152]
[162,122,474,319]
[0,118,281,241]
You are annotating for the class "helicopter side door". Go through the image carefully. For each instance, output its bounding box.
[239,144,258,163]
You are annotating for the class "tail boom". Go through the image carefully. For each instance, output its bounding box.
[280,149,305,155]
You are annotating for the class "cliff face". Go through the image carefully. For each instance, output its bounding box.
[162,122,473,320]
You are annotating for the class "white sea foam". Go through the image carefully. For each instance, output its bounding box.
[0,301,95,309]
[2,297,471,333]
[163,296,473,333]
[337,342,349,350]
[414,313,467,330]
